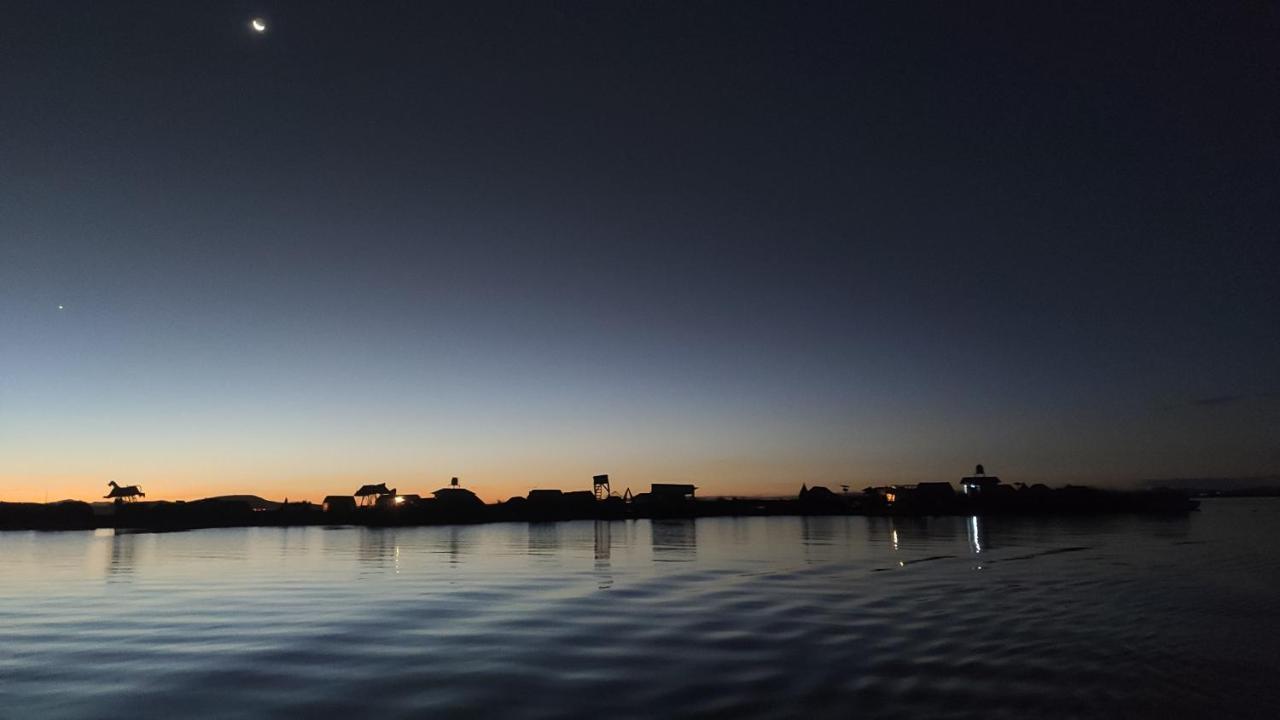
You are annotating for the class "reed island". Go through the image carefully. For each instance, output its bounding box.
[0,466,1200,533]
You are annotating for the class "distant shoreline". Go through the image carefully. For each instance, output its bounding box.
[0,485,1204,533]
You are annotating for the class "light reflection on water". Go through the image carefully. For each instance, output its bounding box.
[2,501,1279,718]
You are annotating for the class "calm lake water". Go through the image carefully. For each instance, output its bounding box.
[2,499,1279,719]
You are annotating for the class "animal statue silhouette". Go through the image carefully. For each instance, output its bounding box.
[105,481,145,502]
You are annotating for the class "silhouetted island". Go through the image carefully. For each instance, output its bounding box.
[0,466,1201,533]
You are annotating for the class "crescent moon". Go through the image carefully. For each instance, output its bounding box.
[251,18,267,33]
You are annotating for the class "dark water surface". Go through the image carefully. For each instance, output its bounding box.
[3,500,1279,719]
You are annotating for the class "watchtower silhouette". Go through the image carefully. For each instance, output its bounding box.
[593,474,611,501]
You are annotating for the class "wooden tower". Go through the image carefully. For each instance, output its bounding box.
[593,474,611,501]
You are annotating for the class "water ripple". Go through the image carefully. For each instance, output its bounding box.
[1,505,1279,718]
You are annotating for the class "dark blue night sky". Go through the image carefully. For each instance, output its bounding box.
[2,2,1277,501]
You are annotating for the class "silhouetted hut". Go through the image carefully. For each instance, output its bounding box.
[914,482,956,501]
[354,483,395,507]
[527,489,564,503]
[323,495,357,513]
[375,492,422,509]
[798,484,840,501]
[960,465,1000,496]
[864,486,895,503]
[562,490,596,513]
[432,478,483,508]
[650,484,696,501]
[524,489,565,518]
[798,484,844,512]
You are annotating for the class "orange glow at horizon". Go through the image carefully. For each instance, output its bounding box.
[0,448,1149,507]
[0,482,812,506]
[0,470,825,506]
[0,458,1151,505]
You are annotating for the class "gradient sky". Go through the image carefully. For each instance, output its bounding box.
[2,2,1278,503]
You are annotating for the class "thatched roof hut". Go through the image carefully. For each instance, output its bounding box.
[354,483,395,507]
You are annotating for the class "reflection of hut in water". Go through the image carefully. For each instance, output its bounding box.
[650,519,697,561]
[594,521,614,589]
[874,515,964,548]
[594,520,612,561]
[443,525,465,564]
[800,514,838,545]
[967,514,987,554]
[528,522,562,554]
[358,528,397,565]
[863,516,906,549]
[107,531,137,578]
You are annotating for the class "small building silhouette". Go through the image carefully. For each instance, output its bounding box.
[377,493,422,509]
[523,488,568,519]
[650,484,696,501]
[323,495,357,513]
[864,485,895,504]
[914,482,956,501]
[354,483,395,507]
[432,478,482,508]
[562,490,596,512]
[798,484,839,502]
[961,465,1000,496]
[798,484,844,512]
